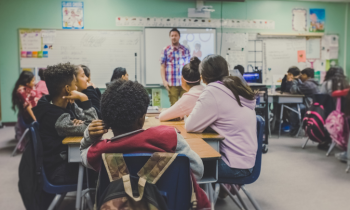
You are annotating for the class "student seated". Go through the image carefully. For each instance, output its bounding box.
[234,65,245,76]
[185,55,257,196]
[159,57,204,121]
[105,67,129,87]
[75,65,102,119]
[320,66,349,94]
[80,79,210,209]
[12,71,39,141]
[280,66,301,93]
[36,68,49,99]
[33,63,97,185]
[288,68,320,136]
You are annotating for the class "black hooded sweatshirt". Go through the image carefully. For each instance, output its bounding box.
[32,95,97,172]
[75,86,102,119]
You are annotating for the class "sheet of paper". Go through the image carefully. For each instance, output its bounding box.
[326,35,339,47]
[42,30,56,44]
[20,32,42,51]
[292,9,307,32]
[297,50,306,62]
[329,46,339,59]
[306,38,321,59]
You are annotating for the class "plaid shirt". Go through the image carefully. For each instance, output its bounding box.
[160,44,190,86]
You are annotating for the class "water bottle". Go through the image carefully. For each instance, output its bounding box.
[271,80,276,94]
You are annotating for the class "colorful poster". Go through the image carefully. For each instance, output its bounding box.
[62,1,84,29]
[297,50,306,62]
[152,89,161,107]
[309,9,325,32]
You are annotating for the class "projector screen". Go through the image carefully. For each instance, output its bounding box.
[144,28,216,85]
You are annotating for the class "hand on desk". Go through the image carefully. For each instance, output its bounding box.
[88,120,108,141]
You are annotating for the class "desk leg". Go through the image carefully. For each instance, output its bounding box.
[278,104,284,138]
[268,103,271,138]
[296,104,302,137]
[75,163,84,210]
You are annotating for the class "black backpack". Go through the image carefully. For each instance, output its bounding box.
[302,102,331,143]
[18,123,54,210]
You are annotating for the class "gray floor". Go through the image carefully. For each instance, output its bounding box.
[1,125,349,210]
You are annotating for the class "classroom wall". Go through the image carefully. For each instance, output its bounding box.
[0,0,347,122]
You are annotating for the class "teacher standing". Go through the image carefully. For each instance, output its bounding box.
[160,28,191,105]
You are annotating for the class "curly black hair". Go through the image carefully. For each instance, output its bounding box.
[44,63,77,97]
[101,79,150,130]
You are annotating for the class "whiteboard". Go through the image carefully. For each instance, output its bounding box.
[264,38,307,84]
[144,28,216,85]
[20,30,142,88]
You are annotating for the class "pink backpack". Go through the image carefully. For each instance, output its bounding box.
[324,98,349,150]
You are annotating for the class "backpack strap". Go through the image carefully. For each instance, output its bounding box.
[137,152,178,184]
[336,97,341,112]
[102,153,129,182]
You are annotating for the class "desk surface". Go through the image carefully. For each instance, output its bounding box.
[269,90,304,97]
[63,117,224,144]
[62,136,220,159]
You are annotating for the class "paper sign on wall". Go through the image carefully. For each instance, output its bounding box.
[62,1,84,29]
[297,50,306,62]
[20,31,42,52]
[292,9,307,32]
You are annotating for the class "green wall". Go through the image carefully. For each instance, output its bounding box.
[0,0,348,122]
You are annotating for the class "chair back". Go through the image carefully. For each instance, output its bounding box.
[312,94,336,118]
[97,153,192,210]
[29,122,77,194]
[218,115,265,185]
[18,112,31,129]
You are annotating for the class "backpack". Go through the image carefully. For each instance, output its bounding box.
[324,98,350,150]
[96,153,197,210]
[302,102,331,143]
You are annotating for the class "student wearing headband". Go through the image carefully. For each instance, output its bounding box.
[159,56,204,121]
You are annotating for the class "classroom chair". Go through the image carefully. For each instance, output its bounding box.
[215,115,264,210]
[29,122,93,210]
[97,153,192,210]
[12,113,31,156]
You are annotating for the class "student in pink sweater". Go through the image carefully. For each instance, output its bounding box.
[36,68,49,99]
[186,54,257,182]
[159,57,205,121]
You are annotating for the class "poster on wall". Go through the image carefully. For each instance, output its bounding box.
[292,8,307,32]
[309,8,325,32]
[62,1,84,29]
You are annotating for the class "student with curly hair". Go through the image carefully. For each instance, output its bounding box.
[33,62,98,185]
[80,79,210,209]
